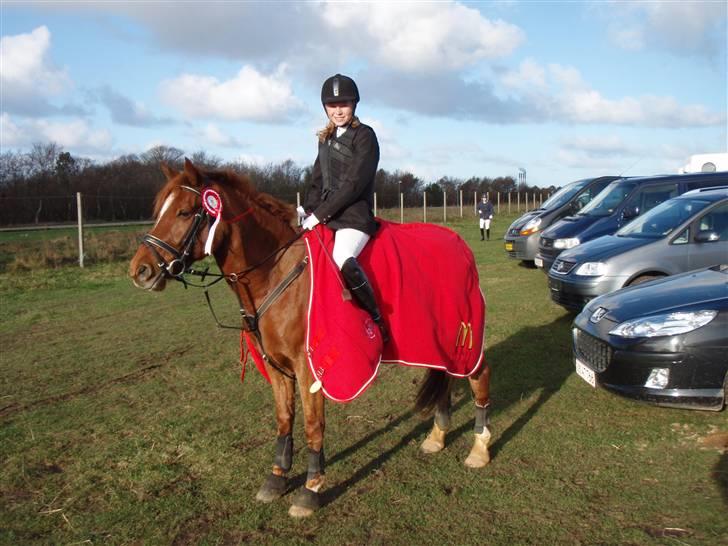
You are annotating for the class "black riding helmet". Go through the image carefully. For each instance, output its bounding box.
[321,74,360,105]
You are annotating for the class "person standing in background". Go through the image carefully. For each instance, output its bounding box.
[476,194,494,241]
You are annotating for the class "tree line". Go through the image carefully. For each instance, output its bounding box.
[0,143,554,225]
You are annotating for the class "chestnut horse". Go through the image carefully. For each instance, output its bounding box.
[129,159,492,517]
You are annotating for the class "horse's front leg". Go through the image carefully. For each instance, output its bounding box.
[465,363,492,468]
[289,371,325,518]
[255,372,296,503]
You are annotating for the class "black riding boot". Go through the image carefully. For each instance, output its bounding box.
[486,228,490,240]
[340,257,389,343]
[480,228,484,241]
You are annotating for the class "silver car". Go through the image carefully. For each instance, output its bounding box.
[547,187,728,311]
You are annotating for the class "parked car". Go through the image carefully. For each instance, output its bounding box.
[504,176,618,265]
[548,187,728,311]
[572,264,728,411]
[535,171,728,271]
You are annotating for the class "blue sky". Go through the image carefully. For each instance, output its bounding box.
[1,1,726,187]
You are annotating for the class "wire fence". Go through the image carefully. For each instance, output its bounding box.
[0,190,549,228]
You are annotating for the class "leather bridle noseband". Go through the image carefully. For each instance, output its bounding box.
[142,185,207,279]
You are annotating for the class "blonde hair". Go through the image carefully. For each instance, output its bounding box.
[317,115,361,143]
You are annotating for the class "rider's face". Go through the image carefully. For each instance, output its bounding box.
[325,101,355,127]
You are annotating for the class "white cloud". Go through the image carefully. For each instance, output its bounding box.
[0,113,112,152]
[159,65,304,123]
[0,25,78,116]
[499,60,724,127]
[196,124,243,148]
[604,1,727,59]
[321,1,524,73]
[0,25,69,92]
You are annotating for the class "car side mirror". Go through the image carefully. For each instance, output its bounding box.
[695,230,720,243]
[622,205,639,220]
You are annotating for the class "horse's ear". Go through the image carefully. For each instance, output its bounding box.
[184,157,202,187]
[160,162,178,180]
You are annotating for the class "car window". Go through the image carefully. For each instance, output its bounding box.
[540,179,592,209]
[627,184,679,214]
[617,197,712,238]
[578,180,637,217]
[697,203,728,240]
[673,228,689,245]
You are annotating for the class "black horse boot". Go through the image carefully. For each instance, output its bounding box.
[341,257,390,343]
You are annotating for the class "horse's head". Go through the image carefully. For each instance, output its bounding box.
[129,159,215,291]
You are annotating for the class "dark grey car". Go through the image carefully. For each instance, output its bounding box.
[548,187,728,311]
[504,176,617,265]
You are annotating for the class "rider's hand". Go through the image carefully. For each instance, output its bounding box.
[302,214,320,231]
[296,206,307,223]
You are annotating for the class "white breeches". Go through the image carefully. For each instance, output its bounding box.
[479,218,491,229]
[332,228,371,269]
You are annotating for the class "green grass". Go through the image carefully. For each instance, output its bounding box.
[1,214,726,545]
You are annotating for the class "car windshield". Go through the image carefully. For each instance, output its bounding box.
[616,197,712,238]
[540,178,592,210]
[578,180,637,217]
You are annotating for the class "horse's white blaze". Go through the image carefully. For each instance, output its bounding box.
[154,193,175,227]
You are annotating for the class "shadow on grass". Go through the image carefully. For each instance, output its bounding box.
[302,313,575,507]
[715,451,728,508]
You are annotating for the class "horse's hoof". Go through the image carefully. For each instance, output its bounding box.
[420,423,447,454]
[289,504,315,518]
[289,487,321,517]
[464,430,491,468]
[464,451,491,468]
[255,473,288,503]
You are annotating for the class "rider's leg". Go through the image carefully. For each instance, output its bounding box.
[333,229,389,343]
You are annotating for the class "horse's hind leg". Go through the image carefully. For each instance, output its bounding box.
[289,372,326,518]
[465,362,492,468]
[421,389,451,454]
[255,373,296,503]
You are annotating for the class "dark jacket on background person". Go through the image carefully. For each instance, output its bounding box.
[477,200,494,219]
[303,122,379,235]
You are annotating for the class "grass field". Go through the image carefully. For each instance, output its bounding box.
[1,213,726,545]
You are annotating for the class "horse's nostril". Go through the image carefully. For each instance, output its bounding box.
[136,264,151,281]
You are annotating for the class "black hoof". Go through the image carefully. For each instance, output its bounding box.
[255,473,288,503]
[291,486,321,512]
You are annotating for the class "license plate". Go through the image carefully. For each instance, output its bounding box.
[534,257,543,268]
[505,242,513,251]
[575,358,596,387]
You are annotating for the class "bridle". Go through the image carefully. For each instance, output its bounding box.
[140,182,306,380]
[142,185,207,279]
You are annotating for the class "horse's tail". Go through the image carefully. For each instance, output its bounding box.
[415,369,452,415]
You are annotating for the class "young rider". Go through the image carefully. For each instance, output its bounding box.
[300,74,388,342]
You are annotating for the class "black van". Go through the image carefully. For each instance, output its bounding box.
[504,176,618,265]
[536,171,728,272]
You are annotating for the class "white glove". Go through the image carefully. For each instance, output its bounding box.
[489,215,493,219]
[296,206,306,221]
[302,214,320,231]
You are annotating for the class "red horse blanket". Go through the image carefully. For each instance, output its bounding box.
[303,220,485,402]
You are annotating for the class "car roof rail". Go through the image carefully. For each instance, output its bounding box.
[682,185,728,196]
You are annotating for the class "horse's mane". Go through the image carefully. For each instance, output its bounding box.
[153,168,295,228]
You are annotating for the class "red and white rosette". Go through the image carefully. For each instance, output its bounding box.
[202,188,222,255]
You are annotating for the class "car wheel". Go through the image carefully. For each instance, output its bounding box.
[521,260,536,268]
[628,274,664,287]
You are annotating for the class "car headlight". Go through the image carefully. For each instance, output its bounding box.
[609,310,718,338]
[520,217,542,236]
[575,262,606,276]
[554,237,580,249]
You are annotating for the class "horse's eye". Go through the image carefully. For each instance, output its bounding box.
[177,209,192,218]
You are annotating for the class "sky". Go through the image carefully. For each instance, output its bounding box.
[1,1,726,187]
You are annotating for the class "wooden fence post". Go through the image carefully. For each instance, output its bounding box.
[76,192,84,268]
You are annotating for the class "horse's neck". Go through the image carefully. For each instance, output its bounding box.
[215,214,301,300]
